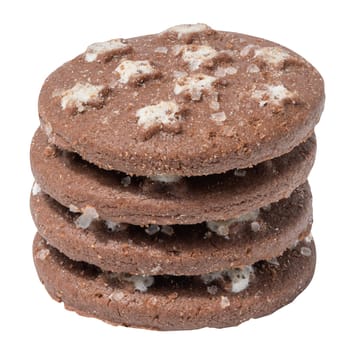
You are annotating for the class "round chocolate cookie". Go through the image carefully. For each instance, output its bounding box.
[31,183,312,275]
[31,129,316,225]
[38,24,324,176]
[33,234,316,331]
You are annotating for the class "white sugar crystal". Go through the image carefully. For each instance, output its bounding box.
[109,291,124,302]
[181,45,218,70]
[165,23,210,39]
[254,46,291,65]
[227,266,254,293]
[300,246,312,257]
[60,83,104,112]
[247,64,260,73]
[85,39,129,62]
[154,46,168,54]
[209,92,220,111]
[250,221,261,232]
[36,249,50,261]
[207,285,218,295]
[120,175,131,187]
[220,296,230,309]
[161,225,175,236]
[145,224,160,235]
[210,112,226,124]
[174,73,217,100]
[149,174,182,183]
[207,209,259,237]
[68,204,80,213]
[75,206,99,229]
[214,66,238,77]
[234,169,247,177]
[32,182,41,196]
[252,84,295,107]
[115,60,154,84]
[105,221,128,232]
[136,101,181,129]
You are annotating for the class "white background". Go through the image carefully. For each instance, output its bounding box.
[1,0,344,349]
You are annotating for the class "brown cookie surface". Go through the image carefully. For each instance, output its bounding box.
[33,234,316,331]
[31,183,312,275]
[38,24,324,176]
[31,129,316,225]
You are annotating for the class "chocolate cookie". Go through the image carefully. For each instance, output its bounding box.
[38,24,324,176]
[31,183,312,275]
[31,129,316,225]
[33,234,316,330]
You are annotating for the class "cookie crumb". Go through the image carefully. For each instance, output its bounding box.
[174,73,217,101]
[32,182,41,196]
[250,221,261,232]
[115,60,155,84]
[210,111,226,124]
[75,206,99,229]
[145,224,160,235]
[161,225,175,236]
[220,296,230,309]
[36,249,50,261]
[105,221,128,232]
[120,175,131,187]
[85,39,131,62]
[228,266,254,293]
[207,285,218,295]
[300,246,312,257]
[60,83,105,113]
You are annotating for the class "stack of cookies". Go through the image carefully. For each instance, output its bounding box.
[30,24,324,330]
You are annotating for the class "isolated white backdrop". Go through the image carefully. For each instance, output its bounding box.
[0,1,344,349]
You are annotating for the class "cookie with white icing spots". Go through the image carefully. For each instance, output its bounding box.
[33,234,316,330]
[38,24,324,176]
[31,129,316,225]
[31,24,324,330]
[31,183,312,275]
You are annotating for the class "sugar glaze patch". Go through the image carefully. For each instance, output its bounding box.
[60,83,105,112]
[165,23,211,39]
[254,46,291,66]
[252,84,297,107]
[115,60,155,84]
[174,73,217,100]
[136,101,181,129]
[85,39,130,62]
